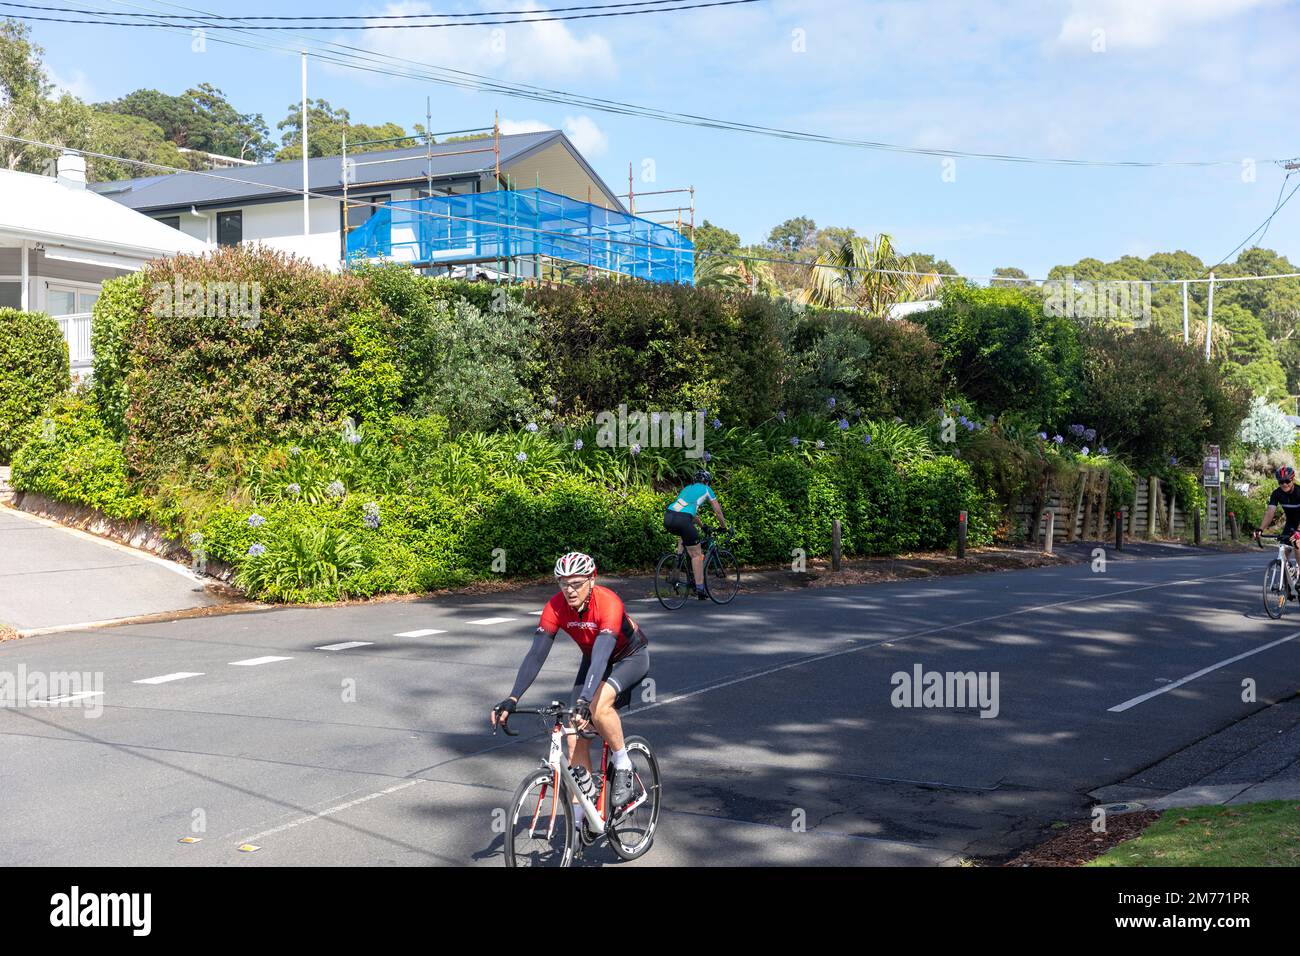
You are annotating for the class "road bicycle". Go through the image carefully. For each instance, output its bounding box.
[655,525,740,609]
[1254,529,1300,620]
[495,700,661,867]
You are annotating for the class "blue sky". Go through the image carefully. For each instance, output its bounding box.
[28,0,1300,278]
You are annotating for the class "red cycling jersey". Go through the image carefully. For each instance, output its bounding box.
[539,584,645,660]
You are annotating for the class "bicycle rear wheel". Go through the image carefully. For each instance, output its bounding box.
[705,548,741,604]
[655,551,690,610]
[606,735,661,861]
[1264,559,1288,620]
[505,768,574,867]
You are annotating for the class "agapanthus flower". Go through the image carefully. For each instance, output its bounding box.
[827,397,837,410]
[1053,435,1064,444]
[247,543,266,557]
[1084,428,1097,442]
[1038,432,1048,440]
[838,419,849,430]
[651,412,661,425]
[287,483,301,496]
[712,418,722,429]
[630,443,641,455]
[702,451,712,462]
[362,502,381,529]
[815,440,825,449]
[327,480,346,498]
[526,422,538,433]
[790,436,800,447]
[1100,446,1109,455]
[247,513,265,528]
[515,452,527,462]
[573,439,584,451]
[1081,446,1090,456]
[345,432,362,445]
[777,411,786,423]
[288,446,301,457]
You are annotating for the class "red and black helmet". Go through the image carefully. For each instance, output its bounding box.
[1278,466,1297,484]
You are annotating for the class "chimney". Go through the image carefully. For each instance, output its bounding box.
[56,150,86,189]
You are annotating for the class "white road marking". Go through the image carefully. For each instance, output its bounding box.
[465,617,516,626]
[34,691,105,704]
[1108,629,1300,713]
[316,642,373,651]
[394,629,445,638]
[229,656,293,666]
[133,672,204,685]
[237,779,425,844]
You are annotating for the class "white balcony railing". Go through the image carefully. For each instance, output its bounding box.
[55,312,93,370]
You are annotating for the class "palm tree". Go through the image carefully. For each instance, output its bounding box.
[694,253,778,294]
[796,233,942,315]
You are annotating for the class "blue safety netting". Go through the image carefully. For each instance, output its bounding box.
[344,187,694,284]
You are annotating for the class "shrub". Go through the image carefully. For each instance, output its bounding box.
[411,296,540,432]
[918,283,1082,426]
[1238,395,1295,451]
[9,392,147,519]
[0,308,70,462]
[90,272,146,440]
[124,245,400,482]
[1077,326,1250,469]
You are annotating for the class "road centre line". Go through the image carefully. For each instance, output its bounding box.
[229,656,293,666]
[317,642,373,651]
[133,672,204,684]
[1108,629,1300,712]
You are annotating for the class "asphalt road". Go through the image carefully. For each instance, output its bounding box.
[1,546,1295,867]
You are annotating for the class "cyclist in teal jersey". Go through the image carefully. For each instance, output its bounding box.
[663,470,728,600]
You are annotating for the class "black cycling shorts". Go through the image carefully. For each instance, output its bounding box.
[572,644,650,710]
[664,509,700,546]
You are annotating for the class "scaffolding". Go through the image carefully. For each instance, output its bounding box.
[620,167,695,243]
[341,108,500,246]
[344,186,695,285]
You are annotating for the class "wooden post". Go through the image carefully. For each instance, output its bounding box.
[1229,511,1238,542]
[1068,472,1087,543]
[1115,510,1123,551]
[1147,476,1159,540]
[1217,485,1225,541]
[1043,510,1055,555]
[1194,508,1202,545]
[832,519,842,571]
[957,510,967,559]
[1168,489,1176,540]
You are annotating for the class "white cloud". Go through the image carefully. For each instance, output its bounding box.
[347,1,616,86]
[45,65,96,102]
[500,115,607,156]
[1054,0,1276,51]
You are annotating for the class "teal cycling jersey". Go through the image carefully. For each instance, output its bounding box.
[668,483,716,516]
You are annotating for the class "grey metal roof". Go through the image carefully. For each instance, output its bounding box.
[90,129,623,213]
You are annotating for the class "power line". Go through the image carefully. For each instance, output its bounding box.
[10,128,1299,287]
[14,0,1293,169]
[0,0,763,27]
[1,0,704,18]
[1203,171,1300,276]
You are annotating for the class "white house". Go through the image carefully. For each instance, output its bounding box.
[0,154,210,375]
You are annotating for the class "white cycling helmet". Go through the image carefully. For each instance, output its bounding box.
[554,551,596,578]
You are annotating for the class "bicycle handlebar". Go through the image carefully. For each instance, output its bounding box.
[492,701,589,738]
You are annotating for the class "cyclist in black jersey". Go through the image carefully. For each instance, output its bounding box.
[1256,466,1300,592]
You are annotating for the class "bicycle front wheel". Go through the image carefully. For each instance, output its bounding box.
[705,548,741,605]
[607,735,661,861]
[655,551,690,610]
[1264,559,1288,620]
[505,768,574,867]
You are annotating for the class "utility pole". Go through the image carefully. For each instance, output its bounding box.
[1205,271,1215,361]
[301,51,309,237]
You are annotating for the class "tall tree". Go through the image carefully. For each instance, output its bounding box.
[276,99,407,159]
[99,84,272,161]
[0,18,92,172]
[766,216,816,254]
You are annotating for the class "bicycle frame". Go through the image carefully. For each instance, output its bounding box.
[526,712,650,841]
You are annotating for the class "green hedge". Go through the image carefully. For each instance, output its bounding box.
[124,246,402,482]
[0,308,70,463]
[90,272,145,440]
[9,393,147,519]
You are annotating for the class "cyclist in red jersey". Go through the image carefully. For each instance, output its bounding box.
[492,552,650,810]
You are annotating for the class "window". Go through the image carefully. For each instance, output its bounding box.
[156,216,181,230]
[46,285,99,316]
[0,281,21,309]
[341,194,391,235]
[217,211,242,246]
